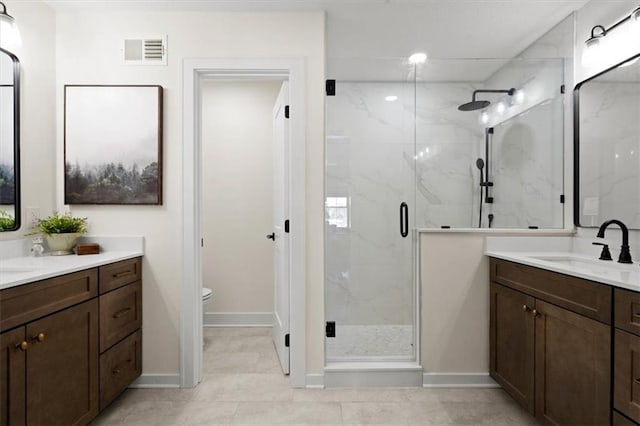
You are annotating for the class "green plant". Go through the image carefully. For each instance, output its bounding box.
[0,210,15,231]
[35,213,87,235]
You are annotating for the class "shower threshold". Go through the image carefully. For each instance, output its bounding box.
[324,361,423,387]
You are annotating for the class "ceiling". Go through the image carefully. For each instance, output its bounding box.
[44,0,592,80]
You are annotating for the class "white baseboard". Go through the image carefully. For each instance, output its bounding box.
[324,363,423,387]
[203,312,272,327]
[305,373,325,388]
[129,374,181,388]
[422,373,499,388]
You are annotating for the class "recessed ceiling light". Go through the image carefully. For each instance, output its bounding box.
[408,52,427,65]
[385,95,398,102]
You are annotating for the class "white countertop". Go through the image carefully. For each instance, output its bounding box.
[0,236,144,290]
[486,238,640,292]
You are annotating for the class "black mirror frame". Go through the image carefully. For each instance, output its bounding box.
[0,47,20,231]
[573,51,640,228]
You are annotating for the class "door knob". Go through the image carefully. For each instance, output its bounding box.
[266,233,275,241]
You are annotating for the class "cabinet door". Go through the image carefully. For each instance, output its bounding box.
[490,283,535,414]
[26,299,98,426]
[614,329,640,423]
[0,328,26,426]
[535,300,610,426]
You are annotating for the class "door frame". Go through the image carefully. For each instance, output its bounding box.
[181,58,306,388]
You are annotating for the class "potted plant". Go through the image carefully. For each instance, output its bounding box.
[34,213,88,255]
[0,210,15,231]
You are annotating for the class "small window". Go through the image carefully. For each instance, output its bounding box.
[326,197,349,228]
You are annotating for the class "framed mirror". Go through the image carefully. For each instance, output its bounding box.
[574,52,640,229]
[0,47,19,232]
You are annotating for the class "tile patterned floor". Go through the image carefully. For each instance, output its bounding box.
[91,327,536,425]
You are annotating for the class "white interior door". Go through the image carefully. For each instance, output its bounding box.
[271,81,290,374]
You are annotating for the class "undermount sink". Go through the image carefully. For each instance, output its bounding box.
[527,254,636,272]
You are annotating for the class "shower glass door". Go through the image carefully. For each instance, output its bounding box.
[325,58,417,363]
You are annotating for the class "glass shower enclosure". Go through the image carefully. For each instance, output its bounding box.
[324,55,566,366]
[325,59,418,363]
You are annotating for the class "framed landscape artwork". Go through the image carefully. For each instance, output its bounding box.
[64,85,163,205]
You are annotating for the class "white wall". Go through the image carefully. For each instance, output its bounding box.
[55,10,325,376]
[201,80,280,315]
[0,0,56,240]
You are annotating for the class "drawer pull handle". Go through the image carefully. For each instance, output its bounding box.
[113,271,131,278]
[32,333,45,343]
[633,312,640,318]
[113,307,132,319]
[112,359,134,375]
[16,341,28,351]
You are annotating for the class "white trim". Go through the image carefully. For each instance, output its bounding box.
[129,374,181,388]
[324,363,423,387]
[203,312,272,327]
[182,57,306,389]
[305,374,325,389]
[422,373,499,388]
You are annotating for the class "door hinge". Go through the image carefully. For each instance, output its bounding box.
[326,79,336,96]
[560,84,565,94]
[201,238,204,247]
[284,105,290,119]
[284,219,290,233]
[325,321,336,338]
[560,194,565,203]
[285,333,290,347]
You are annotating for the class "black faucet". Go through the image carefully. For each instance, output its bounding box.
[596,219,633,264]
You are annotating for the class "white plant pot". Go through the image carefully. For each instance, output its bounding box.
[45,233,83,256]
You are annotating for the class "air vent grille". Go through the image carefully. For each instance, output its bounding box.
[122,36,167,66]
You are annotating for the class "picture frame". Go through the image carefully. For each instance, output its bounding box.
[64,85,163,205]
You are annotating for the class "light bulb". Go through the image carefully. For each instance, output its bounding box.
[385,95,398,102]
[513,89,525,105]
[582,27,605,68]
[408,52,427,65]
[0,13,21,50]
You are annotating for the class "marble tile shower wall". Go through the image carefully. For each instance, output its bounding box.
[490,98,565,228]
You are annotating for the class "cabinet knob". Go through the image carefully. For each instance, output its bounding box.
[531,309,539,318]
[16,341,28,351]
[522,304,530,312]
[32,332,45,343]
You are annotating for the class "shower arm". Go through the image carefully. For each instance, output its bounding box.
[472,88,516,102]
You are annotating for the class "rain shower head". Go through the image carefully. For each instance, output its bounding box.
[458,88,516,112]
[459,100,491,111]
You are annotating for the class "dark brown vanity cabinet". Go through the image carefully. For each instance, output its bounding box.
[614,288,640,424]
[490,258,612,426]
[0,257,142,426]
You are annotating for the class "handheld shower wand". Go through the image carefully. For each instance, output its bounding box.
[476,159,485,228]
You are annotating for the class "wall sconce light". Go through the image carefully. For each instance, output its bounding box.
[0,1,21,50]
[582,4,640,67]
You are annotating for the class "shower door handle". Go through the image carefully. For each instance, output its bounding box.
[400,202,408,238]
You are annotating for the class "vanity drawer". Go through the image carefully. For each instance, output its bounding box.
[0,269,98,331]
[100,329,142,410]
[615,288,640,337]
[99,257,142,294]
[490,258,611,324]
[100,281,142,352]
